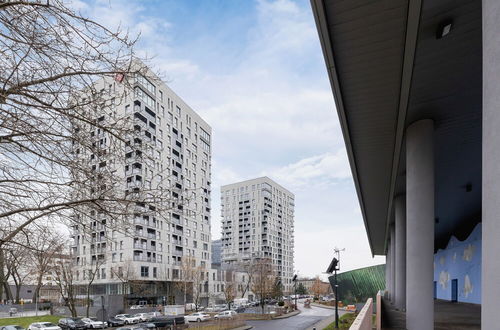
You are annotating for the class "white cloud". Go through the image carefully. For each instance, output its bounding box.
[295,226,385,278]
[262,150,352,192]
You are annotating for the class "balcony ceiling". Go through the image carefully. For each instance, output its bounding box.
[312,0,482,255]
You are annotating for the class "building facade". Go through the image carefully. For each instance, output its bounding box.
[211,239,222,265]
[69,63,212,307]
[220,177,295,293]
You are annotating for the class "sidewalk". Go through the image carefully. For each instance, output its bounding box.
[306,310,349,330]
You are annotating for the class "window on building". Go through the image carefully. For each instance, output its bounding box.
[141,266,149,277]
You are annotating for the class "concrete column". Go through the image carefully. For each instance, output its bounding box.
[390,224,396,304]
[394,195,406,311]
[385,242,391,299]
[406,119,434,330]
[483,1,500,327]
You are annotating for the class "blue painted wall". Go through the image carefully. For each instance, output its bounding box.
[433,223,481,304]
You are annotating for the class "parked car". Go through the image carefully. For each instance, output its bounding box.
[133,313,151,322]
[114,314,141,324]
[58,318,87,330]
[1,325,24,330]
[28,323,61,330]
[106,318,125,328]
[146,312,162,319]
[149,316,185,327]
[136,323,155,329]
[231,305,245,313]
[214,310,237,320]
[129,305,146,310]
[214,304,227,312]
[184,312,210,323]
[80,318,107,329]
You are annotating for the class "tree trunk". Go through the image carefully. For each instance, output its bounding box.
[11,273,20,304]
[86,287,91,317]
[183,282,186,305]
[33,274,44,302]
[14,283,20,304]
[0,249,4,302]
[4,282,13,302]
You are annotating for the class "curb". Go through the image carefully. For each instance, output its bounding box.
[233,326,253,330]
[272,310,301,319]
[311,303,347,311]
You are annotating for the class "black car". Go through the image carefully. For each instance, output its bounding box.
[233,306,246,313]
[150,316,185,327]
[107,318,125,327]
[136,324,155,329]
[1,326,25,330]
[58,319,87,330]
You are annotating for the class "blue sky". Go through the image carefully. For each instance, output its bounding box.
[79,0,384,277]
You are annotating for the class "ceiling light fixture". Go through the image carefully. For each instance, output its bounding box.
[437,19,453,39]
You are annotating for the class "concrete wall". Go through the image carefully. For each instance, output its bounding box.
[433,223,481,304]
[350,298,373,330]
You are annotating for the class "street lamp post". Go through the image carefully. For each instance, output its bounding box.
[292,274,298,311]
[334,266,339,328]
[326,247,344,329]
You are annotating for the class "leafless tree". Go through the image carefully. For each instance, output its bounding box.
[0,0,194,254]
[110,260,136,309]
[240,260,258,299]
[4,233,33,303]
[176,256,196,305]
[250,258,275,314]
[310,276,329,299]
[191,264,207,311]
[54,255,78,317]
[29,227,66,302]
[0,248,13,302]
[84,258,105,317]
[222,269,236,310]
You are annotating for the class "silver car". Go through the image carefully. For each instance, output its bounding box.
[214,310,237,320]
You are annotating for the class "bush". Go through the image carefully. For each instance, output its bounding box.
[277,301,285,307]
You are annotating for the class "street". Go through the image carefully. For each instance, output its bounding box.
[246,302,343,330]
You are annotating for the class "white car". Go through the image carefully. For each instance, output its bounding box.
[184,312,211,323]
[214,310,237,320]
[133,313,151,322]
[146,312,162,319]
[28,323,61,330]
[81,318,107,329]
[114,314,141,324]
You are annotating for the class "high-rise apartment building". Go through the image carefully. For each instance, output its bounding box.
[220,177,295,293]
[69,63,212,308]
